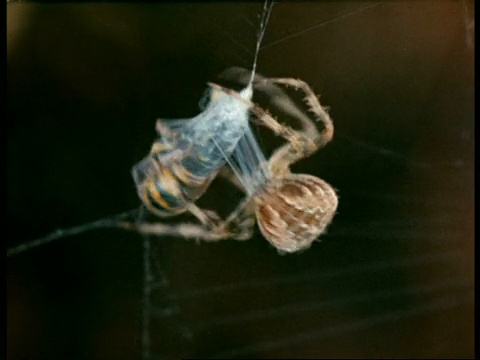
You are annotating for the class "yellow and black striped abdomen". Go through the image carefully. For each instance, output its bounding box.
[132,151,215,217]
[137,165,187,216]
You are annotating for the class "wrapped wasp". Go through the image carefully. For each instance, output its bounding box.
[131,82,255,228]
[132,69,338,253]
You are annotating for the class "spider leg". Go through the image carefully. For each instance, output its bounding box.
[120,220,228,242]
[121,201,243,242]
[210,82,331,175]
[211,71,333,149]
[267,78,334,149]
[122,197,255,243]
[209,83,303,144]
[262,77,334,176]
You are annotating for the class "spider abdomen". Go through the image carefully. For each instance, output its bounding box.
[255,174,338,253]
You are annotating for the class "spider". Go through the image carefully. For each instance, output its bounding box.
[125,68,338,254]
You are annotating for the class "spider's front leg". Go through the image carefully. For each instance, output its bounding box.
[267,77,334,145]
[210,79,333,175]
[253,77,334,175]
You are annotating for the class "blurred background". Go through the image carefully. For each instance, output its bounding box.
[7,2,474,359]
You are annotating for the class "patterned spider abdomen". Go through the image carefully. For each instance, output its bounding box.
[254,174,338,253]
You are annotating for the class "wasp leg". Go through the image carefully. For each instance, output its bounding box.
[155,119,178,138]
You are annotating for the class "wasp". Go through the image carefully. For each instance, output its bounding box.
[131,83,256,227]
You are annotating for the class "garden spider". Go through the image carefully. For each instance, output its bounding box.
[124,68,338,253]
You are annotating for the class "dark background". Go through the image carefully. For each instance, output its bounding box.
[7,2,474,359]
